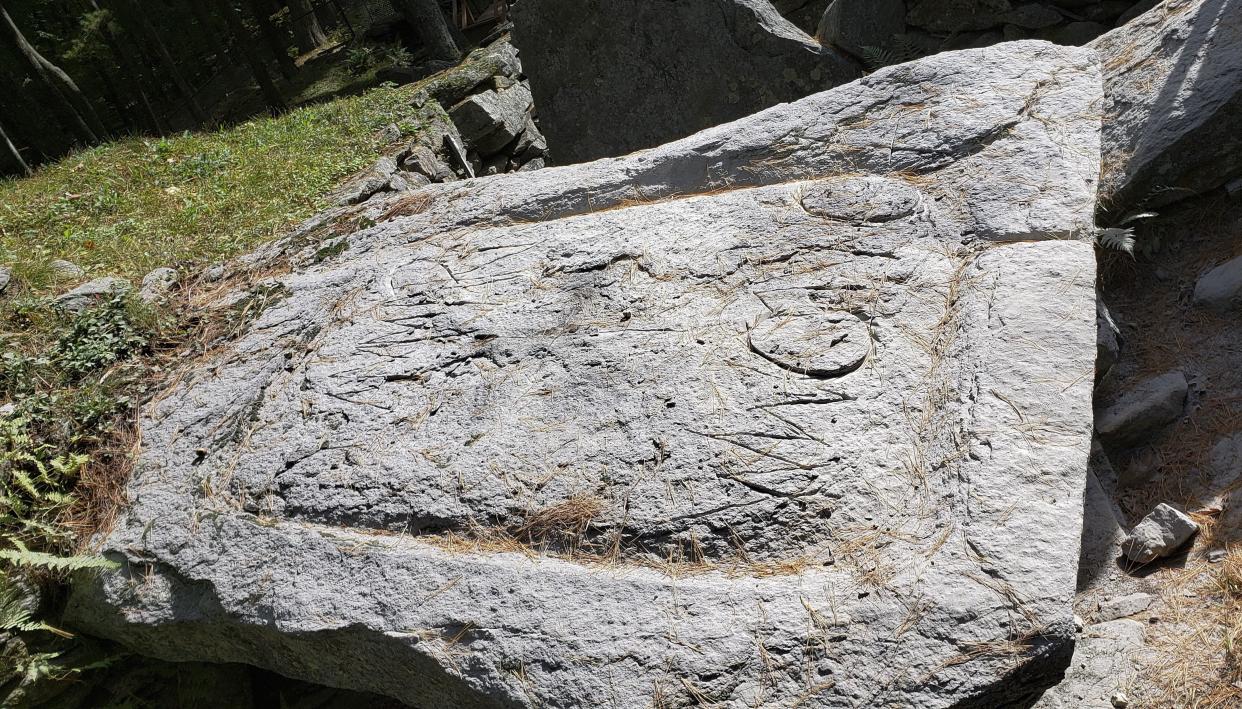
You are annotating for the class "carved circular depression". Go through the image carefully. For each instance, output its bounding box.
[748,311,870,378]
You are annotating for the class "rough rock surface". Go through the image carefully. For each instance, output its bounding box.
[449,83,533,156]
[49,259,84,279]
[1092,0,1242,216]
[1193,252,1242,310]
[139,267,178,304]
[1078,443,1127,590]
[55,276,131,314]
[1094,371,1187,446]
[1032,619,1145,708]
[511,0,862,164]
[68,42,1101,708]
[1096,300,1121,380]
[1121,503,1198,563]
[1096,592,1153,621]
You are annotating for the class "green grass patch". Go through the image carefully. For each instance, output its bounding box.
[0,81,422,298]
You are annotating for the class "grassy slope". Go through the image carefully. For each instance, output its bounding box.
[0,79,433,564]
[0,82,420,295]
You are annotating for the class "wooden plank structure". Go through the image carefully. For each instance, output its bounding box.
[451,0,507,29]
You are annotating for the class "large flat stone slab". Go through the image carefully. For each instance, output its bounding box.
[511,0,862,164]
[68,42,1101,708]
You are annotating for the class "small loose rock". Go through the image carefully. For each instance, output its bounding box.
[1193,253,1242,311]
[1095,371,1188,446]
[1121,503,1199,564]
[1097,592,1153,622]
[50,259,85,279]
[55,276,132,314]
[139,267,179,304]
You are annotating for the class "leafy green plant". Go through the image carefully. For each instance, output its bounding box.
[345,45,377,75]
[0,294,155,554]
[53,296,149,379]
[345,42,413,75]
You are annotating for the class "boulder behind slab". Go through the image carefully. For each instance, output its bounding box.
[1092,0,1242,216]
[1193,253,1242,311]
[511,0,862,163]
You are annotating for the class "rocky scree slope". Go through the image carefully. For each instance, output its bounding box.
[65,40,1101,709]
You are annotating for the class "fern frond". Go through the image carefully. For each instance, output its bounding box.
[0,548,120,572]
[0,574,71,637]
[860,45,895,70]
[1118,210,1158,225]
[1096,227,1136,255]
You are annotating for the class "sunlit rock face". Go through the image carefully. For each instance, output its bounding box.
[69,41,1101,709]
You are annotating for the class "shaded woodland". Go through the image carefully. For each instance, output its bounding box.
[0,0,499,176]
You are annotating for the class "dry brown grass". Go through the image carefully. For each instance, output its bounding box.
[377,193,433,223]
[512,494,605,551]
[59,415,141,548]
[1143,549,1242,708]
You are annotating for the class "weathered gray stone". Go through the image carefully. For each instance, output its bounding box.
[1208,433,1242,530]
[1095,371,1187,447]
[1114,0,1159,25]
[1002,3,1064,28]
[49,259,84,279]
[448,83,532,157]
[1121,503,1198,563]
[1193,253,1242,311]
[907,0,1012,32]
[516,157,546,172]
[0,265,10,293]
[329,156,399,206]
[772,0,833,33]
[139,267,178,305]
[1092,0,1242,216]
[511,0,862,164]
[400,144,455,183]
[1044,20,1109,44]
[512,114,547,160]
[1033,619,1145,708]
[816,0,907,59]
[67,42,1102,709]
[1097,592,1153,621]
[385,171,431,193]
[55,276,131,314]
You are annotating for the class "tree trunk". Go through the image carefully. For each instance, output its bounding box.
[112,0,208,125]
[218,0,286,113]
[0,118,32,176]
[92,1,164,134]
[93,65,131,132]
[245,0,297,79]
[289,0,327,53]
[186,0,226,61]
[394,0,460,62]
[0,0,105,143]
[0,72,52,162]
